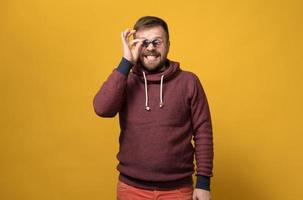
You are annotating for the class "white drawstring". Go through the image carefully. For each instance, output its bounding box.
[142,71,151,111]
[142,71,165,111]
[160,75,164,108]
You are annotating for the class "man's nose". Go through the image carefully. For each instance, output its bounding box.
[146,43,155,50]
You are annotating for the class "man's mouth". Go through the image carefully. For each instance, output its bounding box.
[145,55,159,61]
[143,53,160,62]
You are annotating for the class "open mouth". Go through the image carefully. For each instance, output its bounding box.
[143,53,160,62]
[145,55,159,61]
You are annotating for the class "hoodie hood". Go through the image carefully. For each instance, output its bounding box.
[131,59,181,83]
[130,59,181,111]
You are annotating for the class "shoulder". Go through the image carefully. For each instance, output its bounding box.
[178,70,206,99]
[178,70,202,85]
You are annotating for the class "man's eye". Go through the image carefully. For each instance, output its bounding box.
[142,40,149,46]
[152,40,161,46]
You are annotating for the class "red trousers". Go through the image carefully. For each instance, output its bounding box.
[116,180,193,200]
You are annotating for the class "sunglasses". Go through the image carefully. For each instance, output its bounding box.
[142,39,163,48]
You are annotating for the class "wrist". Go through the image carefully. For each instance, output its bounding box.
[195,175,211,191]
[116,57,133,75]
[123,56,132,63]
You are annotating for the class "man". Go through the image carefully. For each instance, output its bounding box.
[93,16,213,200]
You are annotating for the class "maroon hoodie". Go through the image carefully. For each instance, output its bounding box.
[93,58,213,190]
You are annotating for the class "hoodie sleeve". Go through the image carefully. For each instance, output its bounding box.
[189,74,214,189]
[93,58,133,118]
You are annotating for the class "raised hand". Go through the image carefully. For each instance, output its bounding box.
[121,29,144,64]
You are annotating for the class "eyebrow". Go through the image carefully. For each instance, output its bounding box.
[135,36,163,40]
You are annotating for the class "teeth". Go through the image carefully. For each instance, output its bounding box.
[146,55,157,60]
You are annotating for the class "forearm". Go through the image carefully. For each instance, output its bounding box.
[194,118,213,191]
[194,124,213,175]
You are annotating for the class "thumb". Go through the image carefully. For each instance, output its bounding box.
[132,40,143,61]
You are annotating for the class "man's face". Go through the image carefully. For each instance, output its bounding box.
[135,26,170,71]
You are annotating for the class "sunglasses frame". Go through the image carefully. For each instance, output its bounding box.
[142,39,163,48]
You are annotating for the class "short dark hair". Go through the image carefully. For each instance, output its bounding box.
[133,16,169,41]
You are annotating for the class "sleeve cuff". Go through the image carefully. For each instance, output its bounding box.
[116,57,133,76]
[195,175,211,191]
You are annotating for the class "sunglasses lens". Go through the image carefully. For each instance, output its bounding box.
[152,40,161,47]
[142,39,162,47]
[143,40,149,47]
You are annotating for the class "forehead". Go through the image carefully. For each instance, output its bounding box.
[135,26,167,39]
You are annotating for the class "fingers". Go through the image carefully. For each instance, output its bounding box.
[121,28,142,63]
[130,39,144,47]
[121,29,136,42]
[133,39,143,52]
[131,39,143,61]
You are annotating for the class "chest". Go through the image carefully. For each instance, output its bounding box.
[122,78,191,126]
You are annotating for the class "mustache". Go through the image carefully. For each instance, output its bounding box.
[142,51,160,56]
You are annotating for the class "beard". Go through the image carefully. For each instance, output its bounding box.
[139,50,168,72]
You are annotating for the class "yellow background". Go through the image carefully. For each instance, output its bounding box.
[1,0,302,199]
